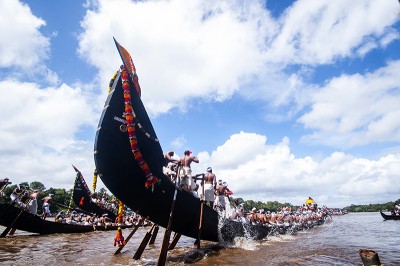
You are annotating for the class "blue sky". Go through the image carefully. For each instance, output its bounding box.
[1,0,399,208]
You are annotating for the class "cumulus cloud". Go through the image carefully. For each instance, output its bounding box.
[267,0,399,65]
[299,60,400,147]
[192,132,400,207]
[77,0,399,125]
[77,0,277,115]
[0,79,98,187]
[0,0,58,84]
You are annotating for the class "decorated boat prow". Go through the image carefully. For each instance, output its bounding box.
[71,165,117,221]
[94,39,271,243]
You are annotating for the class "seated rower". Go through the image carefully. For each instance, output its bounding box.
[0,177,11,191]
[10,185,27,209]
[55,211,66,223]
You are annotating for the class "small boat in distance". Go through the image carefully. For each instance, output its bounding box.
[380,210,400,220]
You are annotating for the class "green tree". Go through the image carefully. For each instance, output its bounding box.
[30,181,46,191]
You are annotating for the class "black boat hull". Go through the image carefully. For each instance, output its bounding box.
[0,203,132,235]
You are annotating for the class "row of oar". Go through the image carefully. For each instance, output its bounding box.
[114,169,207,266]
[0,184,30,238]
[113,218,182,257]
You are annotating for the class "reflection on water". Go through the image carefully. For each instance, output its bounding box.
[1,213,399,265]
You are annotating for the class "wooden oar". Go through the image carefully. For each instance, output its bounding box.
[52,201,94,216]
[133,223,156,260]
[0,198,31,238]
[114,217,144,255]
[197,174,205,249]
[157,166,181,266]
[168,232,181,250]
[149,224,159,245]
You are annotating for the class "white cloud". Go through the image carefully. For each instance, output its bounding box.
[77,0,276,115]
[0,79,99,188]
[0,0,49,69]
[267,0,399,65]
[192,132,400,207]
[299,60,400,147]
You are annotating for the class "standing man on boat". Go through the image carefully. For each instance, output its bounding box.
[28,190,39,215]
[41,194,53,219]
[214,180,227,211]
[202,167,216,207]
[163,150,179,181]
[305,196,317,211]
[178,150,199,192]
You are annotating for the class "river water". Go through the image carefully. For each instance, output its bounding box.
[0,212,399,265]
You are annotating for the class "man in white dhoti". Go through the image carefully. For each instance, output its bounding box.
[202,167,216,207]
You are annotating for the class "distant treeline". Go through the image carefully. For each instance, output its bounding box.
[234,198,296,212]
[343,200,400,212]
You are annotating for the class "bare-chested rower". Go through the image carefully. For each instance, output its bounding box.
[202,167,216,207]
[178,150,199,192]
[163,150,179,180]
[41,194,53,220]
[214,180,227,211]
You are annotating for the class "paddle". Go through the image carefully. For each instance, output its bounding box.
[133,223,156,260]
[0,209,24,237]
[157,165,181,266]
[114,217,144,255]
[0,198,31,238]
[149,224,159,245]
[197,174,205,249]
[168,233,181,250]
[52,201,94,216]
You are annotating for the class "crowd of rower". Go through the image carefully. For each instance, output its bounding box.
[2,168,329,229]
[0,177,149,227]
[163,151,330,227]
[55,210,148,227]
[227,200,330,227]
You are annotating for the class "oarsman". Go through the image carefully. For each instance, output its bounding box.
[55,211,66,223]
[28,190,39,215]
[0,178,11,198]
[41,194,53,220]
[0,177,11,190]
[10,185,26,208]
[163,150,180,181]
[214,180,227,211]
[202,167,216,207]
[305,196,317,211]
[178,150,199,192]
